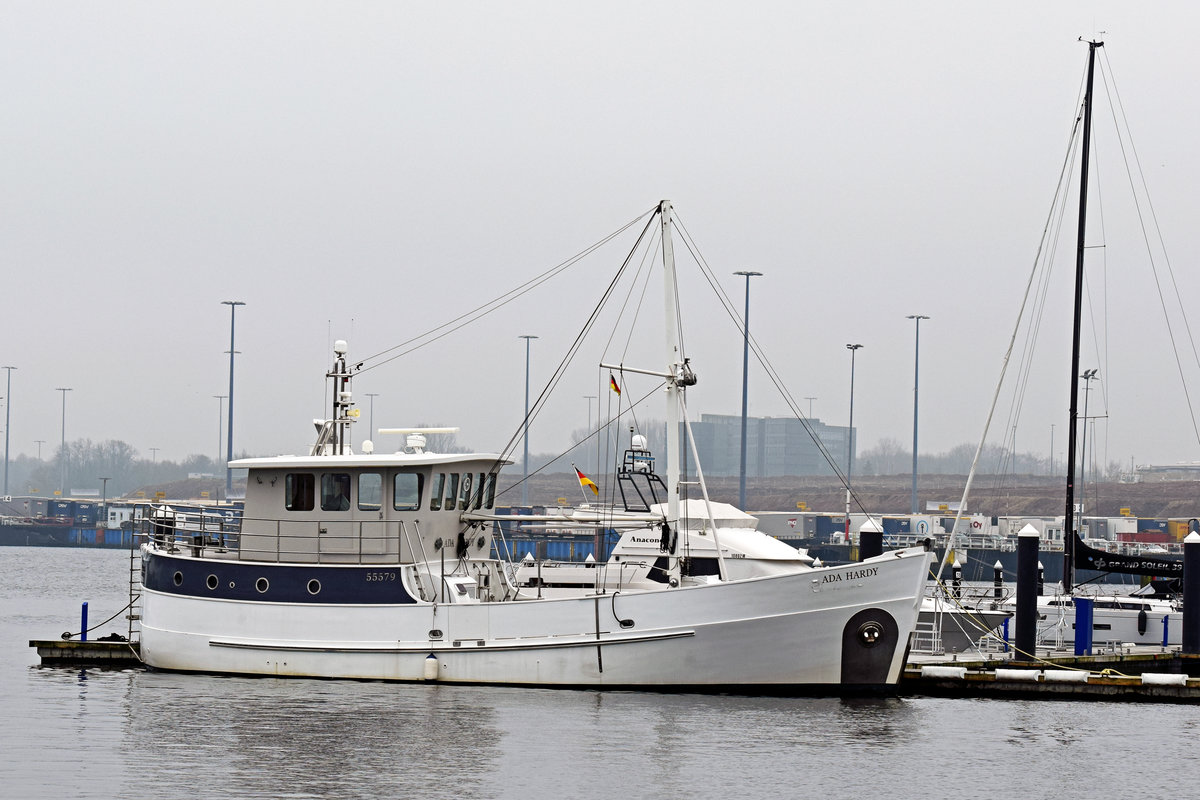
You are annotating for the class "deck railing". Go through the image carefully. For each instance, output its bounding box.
[134,503,431,565]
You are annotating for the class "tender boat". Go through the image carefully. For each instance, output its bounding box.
[136,201,933,690]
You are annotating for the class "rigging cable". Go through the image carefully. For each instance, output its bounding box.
[489,212,661,474]
[936,65,1099,585]
[1098,47,1200,447]
[353,207,657,376]
[673,214,859,503]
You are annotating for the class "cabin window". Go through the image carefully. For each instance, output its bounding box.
[320,473,352,511]
[393,473,424,511]
[484,473,497,509]
[430,473,445,511]
[458,473,473,511]
[470,472,486,510]
[285,473,315,511]
[358,473,382,511]
[444,474,459,512]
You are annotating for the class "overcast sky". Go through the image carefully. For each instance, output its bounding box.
[4,2,1200,479]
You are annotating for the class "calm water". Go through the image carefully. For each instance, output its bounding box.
[3,546,1196,799]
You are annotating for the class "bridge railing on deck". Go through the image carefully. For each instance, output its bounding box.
[134,503,451,565]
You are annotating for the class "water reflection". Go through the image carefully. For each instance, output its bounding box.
[121,674,503,799]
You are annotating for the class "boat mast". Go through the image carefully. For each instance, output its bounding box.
[1064,39,1102,593]
[660,201,682,535]
[328,340,354,456]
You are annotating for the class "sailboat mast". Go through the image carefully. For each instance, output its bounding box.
[1063,39,1103,593]
[659,200,681,530]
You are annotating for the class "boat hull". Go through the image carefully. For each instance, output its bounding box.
[138,546,933,689]
[1012,598,1183,648]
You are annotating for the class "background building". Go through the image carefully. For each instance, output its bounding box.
[682,414,852,477]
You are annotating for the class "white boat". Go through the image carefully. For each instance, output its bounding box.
[136,201,933,689]
[1003,584,1182,649]
[512,494,1007,653]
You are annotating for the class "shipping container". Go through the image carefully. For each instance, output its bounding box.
[814,515,844,537]
[881,517,911,536]
[74,502,97,526]
[1138,518,1169,534]
[1117,531,1170,544]
[50,499,74,519]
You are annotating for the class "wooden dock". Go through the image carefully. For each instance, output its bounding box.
[29,638,142,667]
[901,649,1200,702]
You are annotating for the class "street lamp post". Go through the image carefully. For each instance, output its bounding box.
[845,344,863,539]
[734,270,763,510]
[34,440,45,460]
[583,395,597,433]
[1050,423,1055,477]
[222,300,246,498]
[55,387,72,495]
[365,393,380,441]
[2,365,14,496]
[519,335,538,506]
[213,395,226,472]
[1079,369,1098,516]
[150,448,159,464]
[99,477,110,526]
[906,314,930,514]
[583,394,598,478]
[803,397,817,418]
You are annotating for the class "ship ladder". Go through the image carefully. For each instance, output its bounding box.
[126,530,144,657]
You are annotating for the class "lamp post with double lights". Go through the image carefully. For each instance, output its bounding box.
[213,395,226,475]
[222,300,245,497]
[2,365,14,495]
[56,387,71,495]
[519,335,538,506]
[906,314,930,514]
[734,270,762,510]
[845,344,862,540]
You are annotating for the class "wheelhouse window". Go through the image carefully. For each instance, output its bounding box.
[470,472,485,510]
[321,473,351,511]
[393,472,424,511]
[430,473,445,511]
[458,473,473,511]
[358,473,382,511]
[285,473,315,511]
[444,473,459,512]
[484,473,497,509]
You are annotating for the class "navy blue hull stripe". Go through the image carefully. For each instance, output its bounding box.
[144,550,417,604]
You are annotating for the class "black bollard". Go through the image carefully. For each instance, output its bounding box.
[1037,561,1045,596]
[1016,526,1040,662]
[993,560,1004,601]
[1184,532,1200,654]
[859,518,883,561]
[952,558,962,600]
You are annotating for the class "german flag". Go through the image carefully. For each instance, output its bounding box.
[575,467,599,495]
[609,374,621,395]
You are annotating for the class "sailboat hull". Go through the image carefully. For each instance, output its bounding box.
[139,546,932,689]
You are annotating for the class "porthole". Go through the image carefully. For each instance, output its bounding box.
[206,574,218,590]
[173,571,183,586]
[255,577,269,594]
[307,579,321,595]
